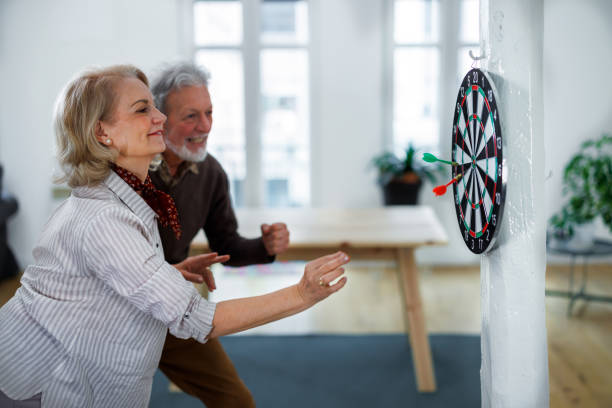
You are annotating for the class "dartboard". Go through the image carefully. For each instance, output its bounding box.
[451,68,505,254]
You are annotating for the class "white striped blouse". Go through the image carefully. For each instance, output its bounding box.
[0,171,216,407]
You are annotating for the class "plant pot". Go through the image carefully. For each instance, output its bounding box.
[382,178,422,205]
[568,222,596,249]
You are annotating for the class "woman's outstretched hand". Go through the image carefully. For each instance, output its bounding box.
[174,252,230,290]
[297,251,350,306]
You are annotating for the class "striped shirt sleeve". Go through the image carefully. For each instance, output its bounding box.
[82,206,215,342]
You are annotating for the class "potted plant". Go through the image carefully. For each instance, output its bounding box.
[371,144,440,205]
[549,133,612,244]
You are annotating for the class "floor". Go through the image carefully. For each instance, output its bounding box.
[1,262,610,407]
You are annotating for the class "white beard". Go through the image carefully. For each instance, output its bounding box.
[165,136,208,162]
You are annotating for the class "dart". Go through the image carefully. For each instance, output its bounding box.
[433,174,463,196]
[422,152,458,166]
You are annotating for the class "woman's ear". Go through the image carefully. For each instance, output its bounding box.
[95,121,112,146]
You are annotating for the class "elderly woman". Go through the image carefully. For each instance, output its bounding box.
[0,65,348,408]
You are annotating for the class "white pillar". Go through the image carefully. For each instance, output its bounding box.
[479,1,549,407]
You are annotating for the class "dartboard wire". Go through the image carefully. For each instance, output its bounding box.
[474,165,491,220]
[459,97,474,154]
[462,177,472,232]
[471,84,480,152]
[471,167,489,238]
[474,89,488,156]
[476,131,497,162]
[458,166,472,227]
[457,112,473,155]
[475,163,497,225]
[470,171,480,237]
[456,132,473,166]
[475,112,495,161]
[470,115,487,166]
[462,167,476,231]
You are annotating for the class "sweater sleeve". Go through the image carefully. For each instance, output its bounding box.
[203,162,275,267]
[82,208,215,343]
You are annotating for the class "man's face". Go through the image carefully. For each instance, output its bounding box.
[163,84,212,162]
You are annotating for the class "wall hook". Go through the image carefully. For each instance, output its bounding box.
[469,49,487,68]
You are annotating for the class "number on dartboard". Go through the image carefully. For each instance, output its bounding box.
[451,68,505,254]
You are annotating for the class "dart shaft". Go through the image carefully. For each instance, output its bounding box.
[437,158,457,166]
[446,173,463,186]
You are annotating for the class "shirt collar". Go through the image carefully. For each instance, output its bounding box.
[157,160,199,189]
[103,171,158,226]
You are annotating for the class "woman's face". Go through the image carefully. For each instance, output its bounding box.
[99,77,167,162]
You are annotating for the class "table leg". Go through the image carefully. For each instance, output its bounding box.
[567,255,576,316]
[396,248,436,392]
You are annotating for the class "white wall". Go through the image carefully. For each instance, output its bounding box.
[0,0,187,266]
[543,0,612,244]
[309,0,384,208]
[1,0,611,267]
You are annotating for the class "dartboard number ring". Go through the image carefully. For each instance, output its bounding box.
[451,68,505,254]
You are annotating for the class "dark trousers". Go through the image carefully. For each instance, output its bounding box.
[159,334,255,407]
[0,390,41,408]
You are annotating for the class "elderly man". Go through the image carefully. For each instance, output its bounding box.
[150,63,290,407]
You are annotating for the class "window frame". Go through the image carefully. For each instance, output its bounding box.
[383,0,480,158]
[190,0,311,207]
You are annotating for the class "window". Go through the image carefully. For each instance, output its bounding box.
[389,0,479,156]
[193,0,310,207]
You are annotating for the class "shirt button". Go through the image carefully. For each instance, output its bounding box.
[184,312,190,319]
[156,243,159,248]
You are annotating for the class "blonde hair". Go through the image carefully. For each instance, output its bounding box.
[54,64,149,187]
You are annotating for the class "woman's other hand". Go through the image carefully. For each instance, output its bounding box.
[174,252,230,290]
[297,251,349,306]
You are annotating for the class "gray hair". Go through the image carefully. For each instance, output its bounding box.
[151,62,210,114]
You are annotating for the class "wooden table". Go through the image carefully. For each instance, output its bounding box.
[190,206,448,392]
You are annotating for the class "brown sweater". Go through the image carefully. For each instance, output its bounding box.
[150,155,274,266]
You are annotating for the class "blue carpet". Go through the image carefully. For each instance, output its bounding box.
[150,334,480,408]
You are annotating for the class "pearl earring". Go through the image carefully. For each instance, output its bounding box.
[105,139,111,145]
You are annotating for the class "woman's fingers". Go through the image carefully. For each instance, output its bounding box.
[212,254,230,265]
[327,276,347,293]
[174,253,229,286]
[318,267,346,287]
[316,252,350,277]
[203,267,216,291]
[178,268,205,284]
[308,251,350,271]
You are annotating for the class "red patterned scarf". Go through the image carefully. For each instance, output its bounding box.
[112,164,181,240]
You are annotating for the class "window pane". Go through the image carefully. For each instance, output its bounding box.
[460,0,479,43]
[194,1,242,46]
[195,50,246,206]
[261,0,308,45]
[393,48,440,152]
[261,49,310,207]
[394,0,440,43]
